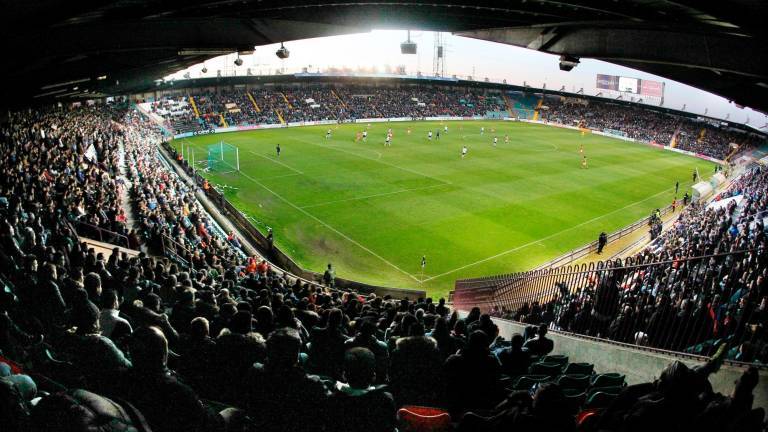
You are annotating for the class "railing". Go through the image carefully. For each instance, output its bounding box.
[453,250,764,359]
[528,204,676,272]
[70,220,130,248]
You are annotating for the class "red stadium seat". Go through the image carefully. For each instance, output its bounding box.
[397,406,452,432]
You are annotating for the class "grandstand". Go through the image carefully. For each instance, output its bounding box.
[1,2,768,432]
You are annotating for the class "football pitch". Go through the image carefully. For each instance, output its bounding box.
[174,121,715,298]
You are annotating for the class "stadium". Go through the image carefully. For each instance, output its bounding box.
[1,1,767,431]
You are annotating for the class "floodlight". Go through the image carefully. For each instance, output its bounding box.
[276,43,290,59]
[558,55,580,71]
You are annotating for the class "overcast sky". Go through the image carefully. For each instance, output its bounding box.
[167,30,767,129]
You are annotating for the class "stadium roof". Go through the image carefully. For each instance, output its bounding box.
[3,1,767,112]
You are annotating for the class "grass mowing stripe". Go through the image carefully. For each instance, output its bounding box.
[300,183,451,209]
[420,183,680,282]
[235,169,422,282]
[291,136,453,186]
[246,150,304,174]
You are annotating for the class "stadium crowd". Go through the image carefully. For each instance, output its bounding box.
[0,103,765,432]
[501,164,767,364]
[151,85,760,162]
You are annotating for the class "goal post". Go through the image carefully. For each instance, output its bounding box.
[207,141,240,173]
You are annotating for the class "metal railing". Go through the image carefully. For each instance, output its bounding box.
[528,205,676,272]
[70,220,130,248]
[453,250,765,359]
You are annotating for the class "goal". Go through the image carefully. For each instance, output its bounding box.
[207,141,240,173]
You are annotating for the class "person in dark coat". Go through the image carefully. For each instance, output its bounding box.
[114,326,221,432]
[328,347,396,432]
[497,334,531,378]
[245,328,329,432]
[308,308,349,380]
[444,330,504,417]
[389,323,443,407]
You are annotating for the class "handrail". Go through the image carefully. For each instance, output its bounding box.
[70,219,130,248]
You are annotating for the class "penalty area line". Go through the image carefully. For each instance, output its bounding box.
[236,170,422,283]
[247,150,304,175]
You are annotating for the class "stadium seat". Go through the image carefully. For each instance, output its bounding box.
[397,406,451,432]
[585,391,618,409]
[587,386,624,399]
[590,373,625,388]
[540,355,568,366]
[510,375,551,391]
[528,362,562,377]
[563,390,587,414]
[562,362,594,376]
[556,374,590,391]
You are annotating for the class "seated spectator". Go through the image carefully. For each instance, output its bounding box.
[429,316,463,361]
[444,330,504,416]
[497,334,531,377]
[524,324,554,357]
[99,290,132,339]
[329,347,396,432]
[389,322,442,407]
[345,320,389,383]
[62,289,131,390]
[114,326,221,432]
[308,308,349,379]
[245,328,329,432]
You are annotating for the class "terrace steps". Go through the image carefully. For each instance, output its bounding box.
[247,91,261,112]
[275,110,286,125]
[502,93,515,116]
[189,96,200,118]
[698,128,707,142]
[279,92,293,109]
[331,88,348,110]
[669,123,682,148]
[532,97,544,121]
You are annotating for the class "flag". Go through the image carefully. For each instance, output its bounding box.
[421,256,426,269]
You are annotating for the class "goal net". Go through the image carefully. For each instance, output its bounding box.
[207,141,240,173]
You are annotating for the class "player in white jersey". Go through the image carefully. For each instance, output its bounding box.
[428,131,433,140]
[362,130,368,142]
[493,136,498,147]
[444,125,448,133]
[461,145,468,158]
[326,129,332,139]
[480,127,485,135]
[385,134,391,146]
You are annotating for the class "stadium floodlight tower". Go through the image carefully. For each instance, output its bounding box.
[401,30,417,54]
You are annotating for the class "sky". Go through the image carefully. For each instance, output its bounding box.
[166,30,767,129]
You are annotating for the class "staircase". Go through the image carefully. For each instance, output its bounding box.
[219,113,228,128]
[502,93,515,117]
[669,123,683,148]
[275,110,286,125]
[331,88,348,109]
[279,92,293,109]
[247,92,261,112]
[532,97,544,121]
[697,128,707,142]
[189,96,201,118]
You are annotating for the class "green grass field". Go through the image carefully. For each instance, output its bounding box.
[174,121,715,298]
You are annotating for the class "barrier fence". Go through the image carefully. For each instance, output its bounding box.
[454,250,764,359]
